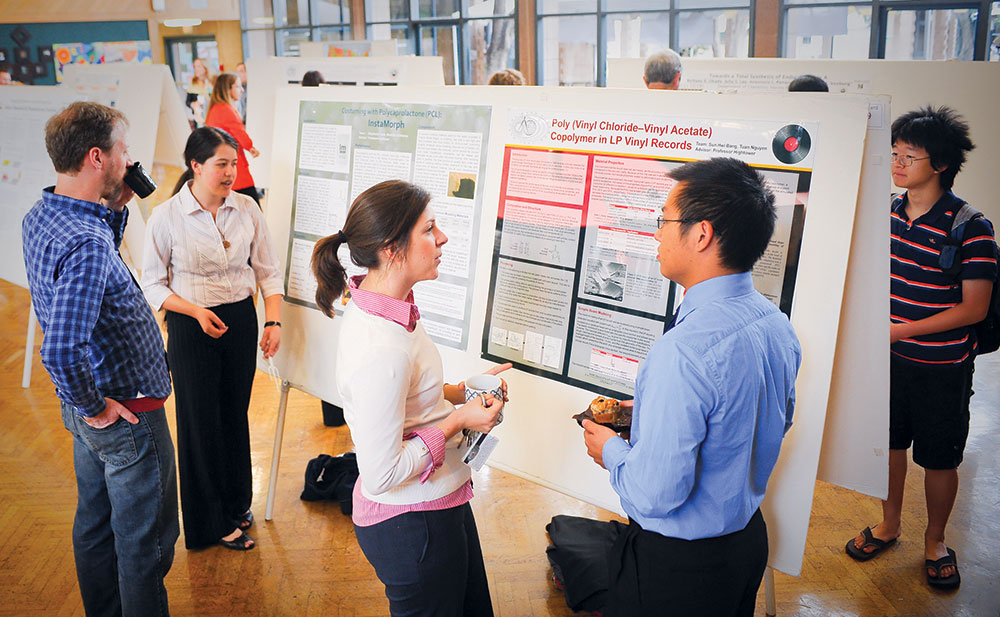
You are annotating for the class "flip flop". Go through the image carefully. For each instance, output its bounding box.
[846,526,898,561]
[926,547,961,590]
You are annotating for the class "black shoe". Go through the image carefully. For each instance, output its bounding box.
[219,531,255,551]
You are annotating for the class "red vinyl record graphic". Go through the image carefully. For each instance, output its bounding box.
[772,124,811,164]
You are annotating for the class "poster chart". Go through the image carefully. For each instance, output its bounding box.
[283,101,492,349]
[482,109,815,398]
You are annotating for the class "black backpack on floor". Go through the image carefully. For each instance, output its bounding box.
[300,452,358,515]
[545,515,625,613]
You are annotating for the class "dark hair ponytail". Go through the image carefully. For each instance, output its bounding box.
[312,180,431,317]
[172,126,241,195]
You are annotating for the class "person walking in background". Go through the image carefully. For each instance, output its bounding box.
[642,49,683,90]
[312,179,508,617]
[141,126,284,552]
[22,101,178,616]
[185,57,213,128]
[301,70,325,86]
[487,68,525,85]
[206,72,261,205]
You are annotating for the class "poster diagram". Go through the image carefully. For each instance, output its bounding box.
[483,108,815,397]
[285,101,492,349]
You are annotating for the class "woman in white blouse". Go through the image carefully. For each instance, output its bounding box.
[141,126,283,551]
[311,180,508,616]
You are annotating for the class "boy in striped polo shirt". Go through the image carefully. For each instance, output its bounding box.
[846,106,996,590]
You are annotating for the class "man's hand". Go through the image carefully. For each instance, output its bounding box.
[84,397,139,429]
[103,183,135,212]
[196,307,228,338]
[582,419,617,469]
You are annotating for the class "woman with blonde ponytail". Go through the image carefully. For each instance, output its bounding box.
[142,126,283,552]
[312,179,510,617]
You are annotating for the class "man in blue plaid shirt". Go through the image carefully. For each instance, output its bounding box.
[22,102,178,617]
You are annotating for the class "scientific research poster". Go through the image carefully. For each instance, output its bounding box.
[483,108,816,397]
[284,101,492,349]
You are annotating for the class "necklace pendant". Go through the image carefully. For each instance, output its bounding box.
[223,240,231,249]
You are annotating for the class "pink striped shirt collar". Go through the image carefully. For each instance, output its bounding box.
[348,275,420,332]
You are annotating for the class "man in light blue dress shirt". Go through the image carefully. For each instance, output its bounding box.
[583,157,801,617]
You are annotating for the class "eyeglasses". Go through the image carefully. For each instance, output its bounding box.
[890,152,930,167]
[656,217,700,229]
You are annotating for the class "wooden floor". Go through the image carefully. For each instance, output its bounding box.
[1,278,998,617]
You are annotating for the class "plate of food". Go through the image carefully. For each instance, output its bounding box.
[573,396,631,431]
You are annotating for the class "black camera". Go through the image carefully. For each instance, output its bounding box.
[124,162,157,199]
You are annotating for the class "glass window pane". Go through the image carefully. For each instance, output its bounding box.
[244,29,277,59]
[991,2,1000,61]
[537,0,595,15]
[315,26,353,41]
[276,28,312,55]
[605,11,669,59]
[242,0,275,28]
[884,9,977,61]
[674,0,749,8]
[537,15,597,86]
[276,0,311,27]
[467,0,515,18]
[784,6,871,59]
[366,0,409,21]
[676,9,750,57]
[464,17,517,84]
[420,0,459,19]
[367,23,417,55]
[312,0,350,25]
[420,24,459,84]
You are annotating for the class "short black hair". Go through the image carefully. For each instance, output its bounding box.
[788,74,829,92]
[668,158,776,272]
[891,105,974,191]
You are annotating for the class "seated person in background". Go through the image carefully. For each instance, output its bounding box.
[583,158,801,617]
[302,70,325,87]
[846,106,995,591]
[487,68,525,86]
[0,66,16,85]
[788,74,829,92]
[642,49,683,90]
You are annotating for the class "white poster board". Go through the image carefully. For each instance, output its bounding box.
[245,56,445,188]
[264,84,870,576]
[608,58,1000,223]
[0,87,91,288]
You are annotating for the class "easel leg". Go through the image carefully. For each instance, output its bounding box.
[765,566,776,616]
[264,380,291,521]
[22,303,37,389]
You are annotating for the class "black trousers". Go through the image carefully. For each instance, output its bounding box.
[234,185,260,206]
[166,296,257,549]
[606,509,768,617]
[354,503,493,617]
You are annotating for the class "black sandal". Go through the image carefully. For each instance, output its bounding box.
[926,547,960,590]
[219,531,255,551]
[846,526,897,561]
[238,510,254,531]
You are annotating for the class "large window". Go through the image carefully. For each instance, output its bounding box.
[782,1,997,60]
[536,1,752,87]
[241,0,353,59]
[365,0,519,84]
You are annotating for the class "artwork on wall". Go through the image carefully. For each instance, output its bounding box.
[0,48,9,64]
[52,40,153,82]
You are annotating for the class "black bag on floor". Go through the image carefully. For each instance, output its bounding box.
[300,452,358,515]
[545,515,625,613]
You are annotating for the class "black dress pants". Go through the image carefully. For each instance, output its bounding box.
[166,296,257,549]
[606,509,768,617]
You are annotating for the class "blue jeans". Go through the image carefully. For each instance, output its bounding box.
[354,503,493,617]
[61,403,179,617]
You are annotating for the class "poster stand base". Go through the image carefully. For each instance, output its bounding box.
[264,380,291,521]
[22,303,36,389]
[765,566,776,616]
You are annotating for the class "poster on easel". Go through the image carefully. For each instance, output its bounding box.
[283,100,492,349]
[482,109,815,397]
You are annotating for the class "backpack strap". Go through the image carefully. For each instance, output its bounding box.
[949,202,983,237]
